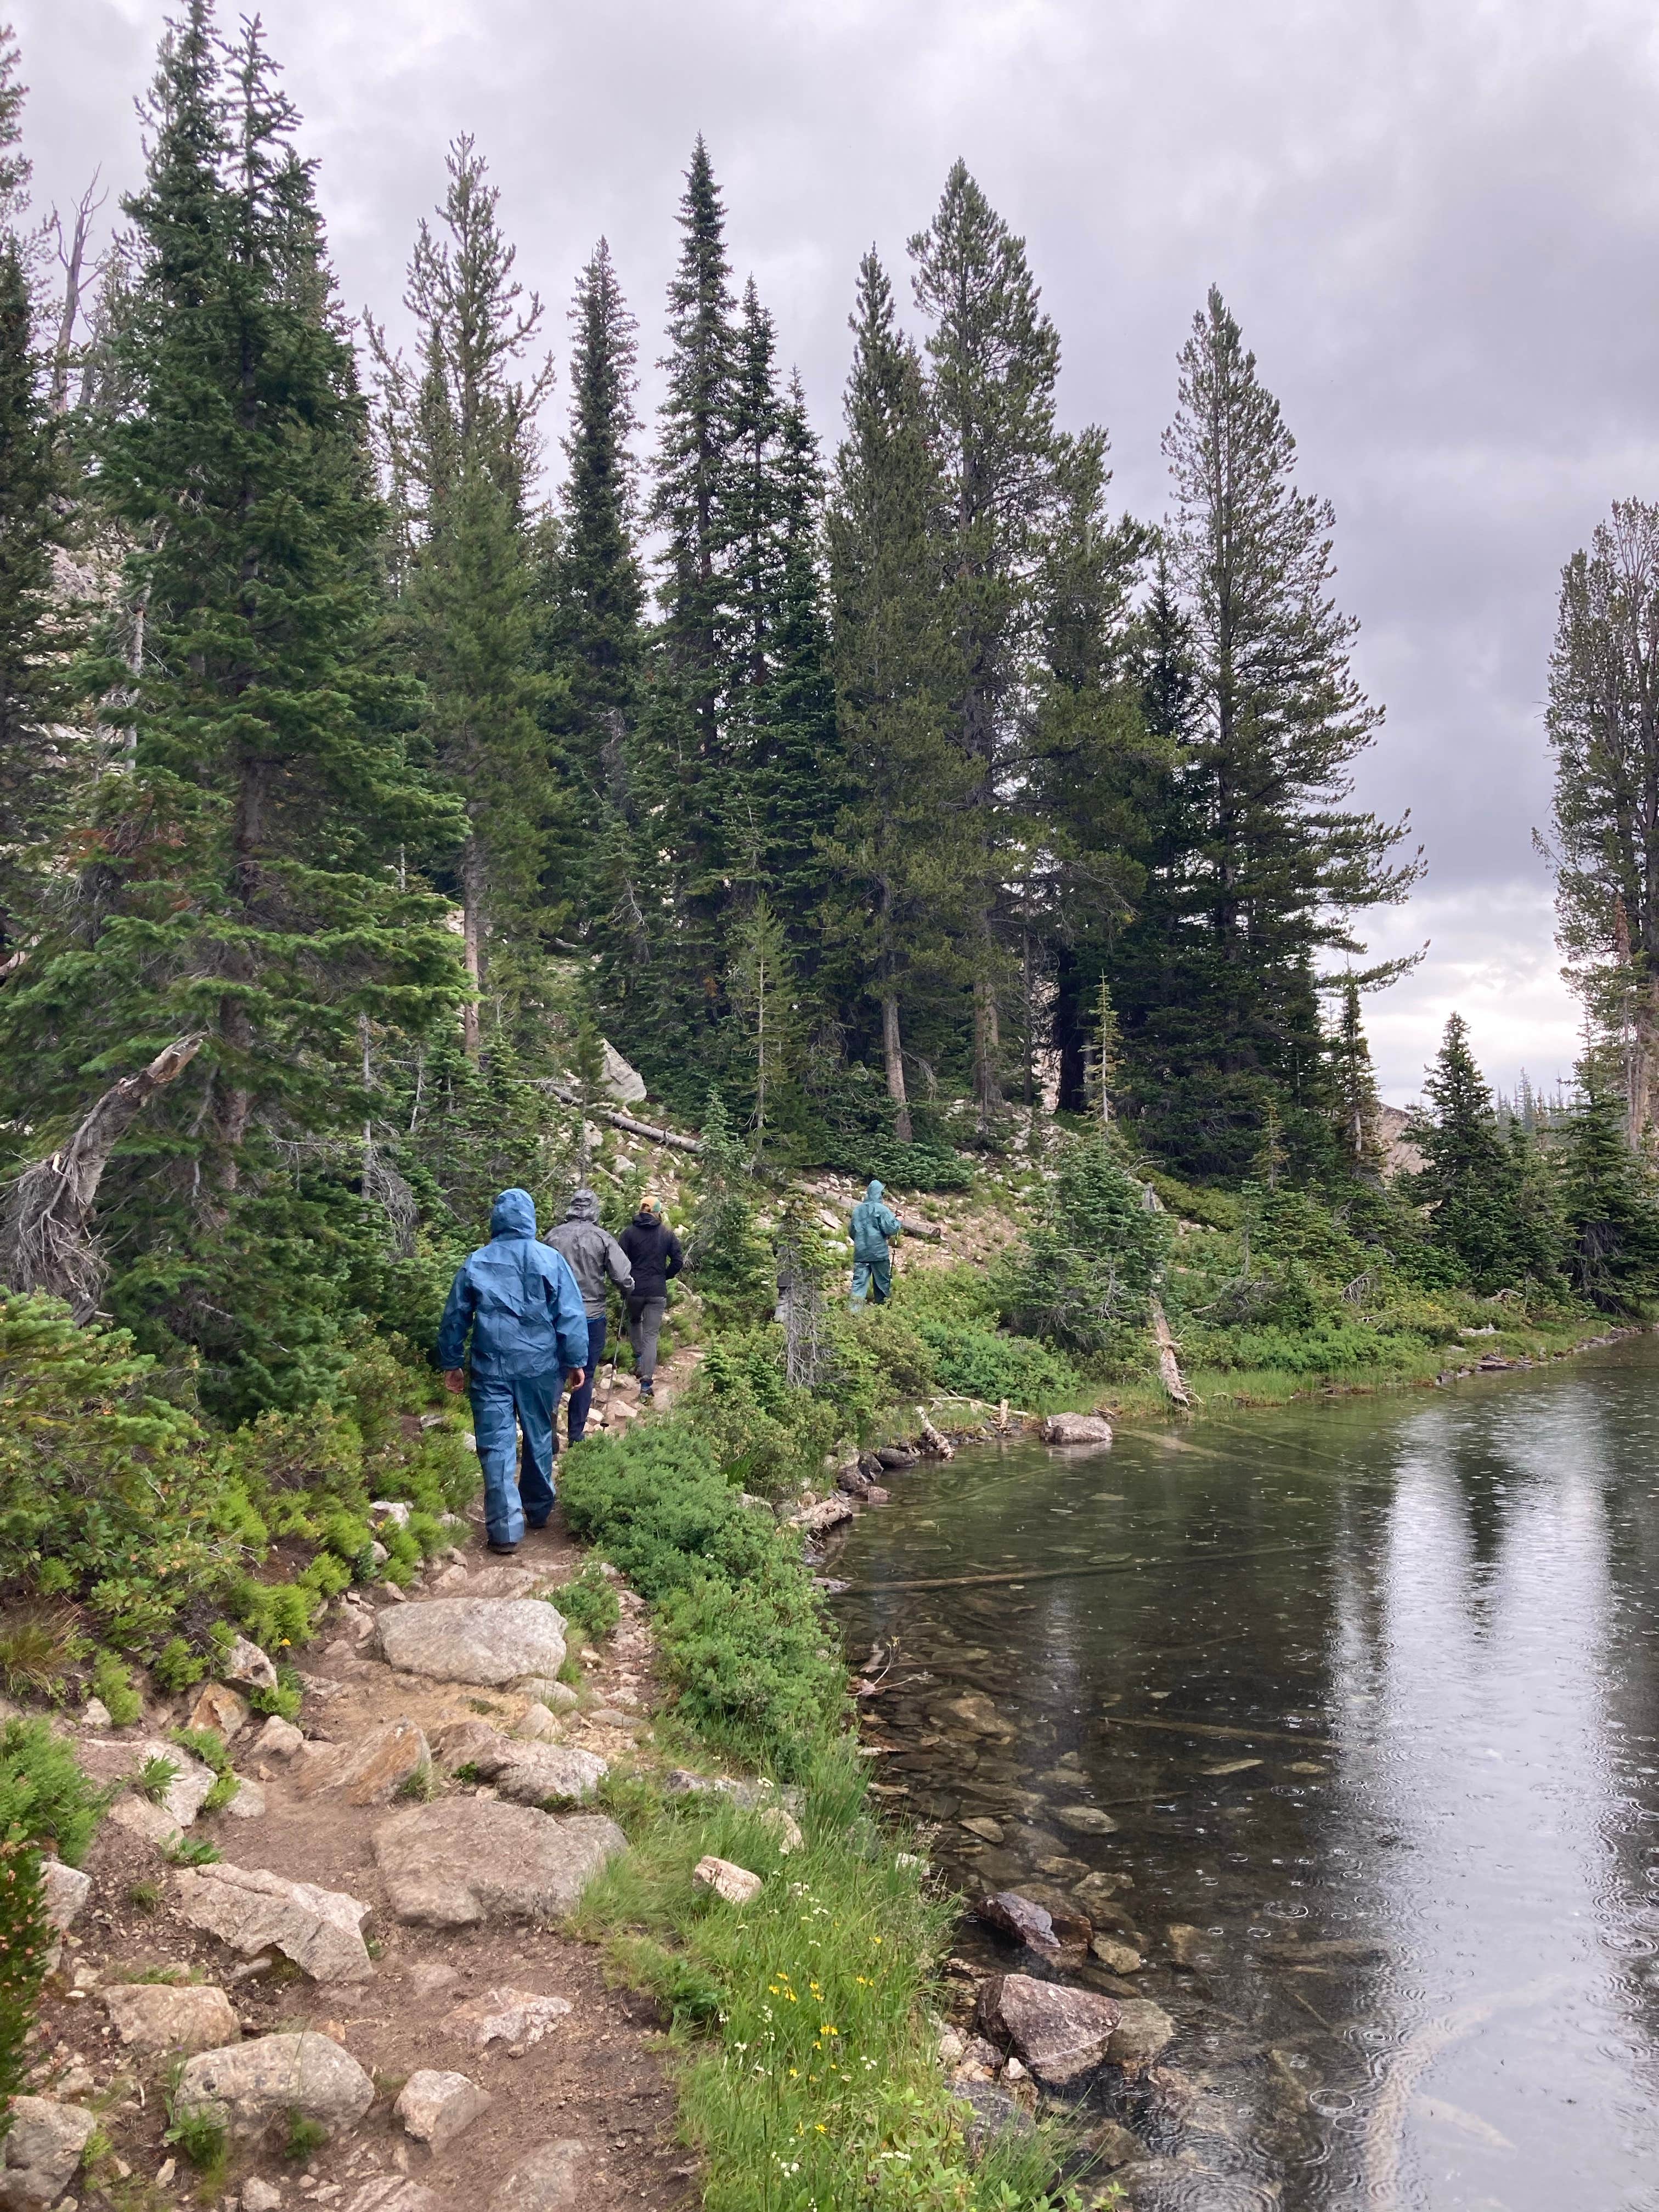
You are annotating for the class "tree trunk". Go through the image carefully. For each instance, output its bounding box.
[973,974,1002,1133]
[1630,975,1659,1149]
[1,1032,207,1317]
[882,994,912,1144]
[50,177,103,415]
[461,839,483,1062]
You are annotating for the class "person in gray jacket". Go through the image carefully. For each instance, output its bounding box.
[544,1189,633,1444]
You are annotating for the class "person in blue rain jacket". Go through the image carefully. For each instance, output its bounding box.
[437,1187,590,1554]
[849,1177,902,1307]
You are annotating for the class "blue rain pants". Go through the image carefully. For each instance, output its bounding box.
[563,1317,608,1444]
[850,1255,892,1307]
[470,1370,558,1547]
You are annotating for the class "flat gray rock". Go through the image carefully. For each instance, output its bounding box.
[373,1799,626,1926]
[292,1718,430,1807]
[394,2068,491,2150]
[0,2097,97,2209]
[40,1861,91,1935]
[472,1743,607,1805]
[102,1981,239,2055]
[177,2032,375,2140]
[486,2140,588,2212]
[172,1861,373,1982]
[376,1598,566,1686]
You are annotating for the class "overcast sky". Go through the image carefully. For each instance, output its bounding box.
[20,0,1655,1103]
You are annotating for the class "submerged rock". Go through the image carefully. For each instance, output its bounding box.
[1105,1997,1176,2075]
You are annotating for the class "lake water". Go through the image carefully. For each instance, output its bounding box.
[829,1339,1659,2211]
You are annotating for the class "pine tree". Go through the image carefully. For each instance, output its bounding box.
[1155,287,1419,1176]
[541,238,643,909]
[1560,1075,1659,1308]
[1543,501,1659,1143]
[371,136,553,1058]
[911,163,1060,1132]
[824,249,971,1143]
[1406,1014,1547,1292]
[0,36,83,980]
[0,5,456,1409]
[1330,975,1385,1177]
[725,893,800,1154]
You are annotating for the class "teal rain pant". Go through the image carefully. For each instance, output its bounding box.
[470,1371,558,1547]
[850,1255,892,1308]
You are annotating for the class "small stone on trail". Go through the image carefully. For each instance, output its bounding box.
[222,1635,279,1693]
[102,1982,239,2056]
[343,2183,437,2212]
[177,2033,375,2141]
[692,1855,763,1905]
[1041,1413,1113,1446]
[394,2069,491,2151]
[376,1599,566,1687]
[977,1973,1122,2087]
[514,1702,559,1741]
[405,1962,459,1997]
[80,1699,112,1731]
[254,1716,304,1760]
[484,1744,608,1805]
[373,1799,627,1927]
[444,1988,573,2056]
[1,2098,98,2208]
[222,1775,266,1819]
[189,1683,251,1739]
[172,1861,374,1982]
[41,1861,91,1936]
[241,2181,283,2212]
[431,1719,503,1770]
[486,2140,587,2212]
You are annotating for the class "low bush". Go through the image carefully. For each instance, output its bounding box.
[0,1838,49,2147]
[0,1718,110,1866]
[558,1420,845,1778]
[89,1651,143,1725]
[681,1333,840,1499]
[554,1560,620,1641]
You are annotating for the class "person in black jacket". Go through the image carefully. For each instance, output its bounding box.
[617,1195,684,1400]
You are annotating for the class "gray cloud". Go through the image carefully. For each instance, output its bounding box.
[21,0,1657,1099]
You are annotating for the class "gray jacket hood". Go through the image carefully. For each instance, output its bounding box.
[564,1188,602,1223]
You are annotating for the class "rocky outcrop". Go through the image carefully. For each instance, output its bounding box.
[172,1860,374,1982]
[691,1855,763,1905]
[176,2032,375,2140]
[101,1980,239,2055]
[221,1635,279,1692]
[977,1973,1122,2087]
[188,1683,250,1739]
[394,2068,492,2149]
[373,1799,626,1926]
[0,2097,97,2209]
[375,1598,566,1686]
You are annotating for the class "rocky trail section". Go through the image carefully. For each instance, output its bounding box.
[9,1516,695,2212]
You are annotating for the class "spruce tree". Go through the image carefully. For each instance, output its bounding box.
[1406,1014,1544,1292]
[0,4,456,1409]
[910,163,1060,1131]
[1544,501,1659,1142]
[825,249,971,1143]
[1330,975,1385,1177]
[1155,287,1419,1175]
[1560,1075,1659,1308]
[542,238,643,903]
[0,38,83,980]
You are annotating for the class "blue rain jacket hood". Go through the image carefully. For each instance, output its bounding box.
[850,1180,902,1262]
[437,1187,590,1380]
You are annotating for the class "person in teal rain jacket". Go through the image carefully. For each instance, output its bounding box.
[437,1188,590,1554]
[849,1178,902,1307]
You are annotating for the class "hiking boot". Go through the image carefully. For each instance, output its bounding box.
[639,1380,654,1401]
[487,1539,520,1556]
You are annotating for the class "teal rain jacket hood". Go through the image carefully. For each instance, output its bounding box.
[436,1187,590,1379]
[850,1180,902,1263]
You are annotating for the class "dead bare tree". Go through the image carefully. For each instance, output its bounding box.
[0,1031,206,1317]
[48,172,105,414]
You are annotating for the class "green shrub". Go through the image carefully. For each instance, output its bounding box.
[0,1839,49,2147]
[150,1635,208,1695]
[89,1651,143,1726]
[559,1421,845,1778]
[681,1332,840,1499]
[0,1719,109,1865]
[137,1754,179,1804]
[555,1561,620,1641]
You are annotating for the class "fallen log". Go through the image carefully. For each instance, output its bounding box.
[539,1078,703,1155]
[1,1030,207,1317]
[1149,1296,1192,1407]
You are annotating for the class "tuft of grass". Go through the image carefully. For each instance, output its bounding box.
[576,1743,1074,2212]
[393,1762,435,1803]
[161,1833,221,1868]
[125,1880,162,1915]
[199,1771,240,1816]
[162,2057,229,2186]
[0,1602,86,1700]
[136,1754,179,1805]
[284,2111,330,2162]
